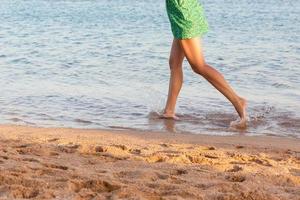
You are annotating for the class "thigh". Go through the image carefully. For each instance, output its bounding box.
[169,38,185,66]
[178,37,206,68]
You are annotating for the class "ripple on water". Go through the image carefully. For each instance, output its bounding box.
[271,82,293,89]
[74,118,93,125]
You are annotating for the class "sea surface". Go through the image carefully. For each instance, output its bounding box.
[0,0,299,137]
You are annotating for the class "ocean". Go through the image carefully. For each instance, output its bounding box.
[0,0,299,137]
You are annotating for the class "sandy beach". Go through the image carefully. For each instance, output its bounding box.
[0,125,299,199]
[1,0,299,199]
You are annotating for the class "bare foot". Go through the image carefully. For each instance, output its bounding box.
[230,97,248,129]
[160,113,179,120]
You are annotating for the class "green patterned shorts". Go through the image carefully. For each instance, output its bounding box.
[166,0,209,39]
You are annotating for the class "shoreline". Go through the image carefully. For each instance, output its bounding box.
[0,124,299,199]
[1,123,299,151]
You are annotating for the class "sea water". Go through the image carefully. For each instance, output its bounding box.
[0,0,299,137]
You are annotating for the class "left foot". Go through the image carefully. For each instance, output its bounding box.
[160,112,179,120]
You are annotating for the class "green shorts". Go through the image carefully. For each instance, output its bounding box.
[166,0,209,39]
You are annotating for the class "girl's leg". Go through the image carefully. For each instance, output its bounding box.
[163,38,185,119]
[178,37,247,126]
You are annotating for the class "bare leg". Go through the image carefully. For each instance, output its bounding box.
[162,38,185,119]
[178,37,247,127]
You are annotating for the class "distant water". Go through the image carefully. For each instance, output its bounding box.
[0,0,299,138]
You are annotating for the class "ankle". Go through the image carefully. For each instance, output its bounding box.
[163,109,175,115]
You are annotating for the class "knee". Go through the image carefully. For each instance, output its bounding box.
[191,62,208,75]
[169,57,182,71]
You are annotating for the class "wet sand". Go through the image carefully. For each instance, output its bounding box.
[0,124,299,200]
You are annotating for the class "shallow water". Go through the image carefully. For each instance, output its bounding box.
[0,0,299,137]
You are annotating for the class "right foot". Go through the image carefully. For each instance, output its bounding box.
[231,97,248,129]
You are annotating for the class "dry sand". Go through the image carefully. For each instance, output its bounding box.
[0,124,299,200]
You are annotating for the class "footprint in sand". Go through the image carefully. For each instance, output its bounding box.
[22,157,40,163]
[15,144,43,157]
[111,144,127,151]
[66,144,81,149]
[156,172,169,180]
[2,149,8,153]
[250,157,272,167]
[129,148,141,155]
[49,151,60,156]
[225,174,246,182]
[68,179,121,193]
[95,146,106,153]
[117,170,166,182]
[206,146,216,150]
[226,165,243,172]
[0,155,9,160]
[171,169,188,176]
[43,163,69,170]
[94,144,131,161]
[16,149,27,155]
[14,144,32,148]
[86,159,97,165]
[57,144,80,153]
[96,169,107,174]
[147,154,167,163]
